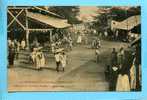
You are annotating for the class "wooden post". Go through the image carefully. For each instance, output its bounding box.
[25,9,30,49]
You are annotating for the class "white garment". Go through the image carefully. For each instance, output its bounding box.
[116,74,130,91]
[130,64,136,89]
[36,52,45,68]
[77,35,82,43]
[16,42,20,52]
[8,39,12,47]
[60,55,67,68]
[130,59,136,90]
[21,40,26,49]
[36,52,41,68]
[95,49,100,55]
[30,51,36,63]
[51,43,55,53]
[40,53,45,67]
[55,53,60,62]
[104,31,108,37]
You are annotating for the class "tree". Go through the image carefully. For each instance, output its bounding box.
[92,12,109,32]
[49,6,81,24]
[92,6,141,32]
[109,6,141,21]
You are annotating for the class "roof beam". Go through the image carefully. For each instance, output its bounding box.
[27,28,53,31]
[7,10,26,30]
[8,9,24,28]
[34,6,63,18]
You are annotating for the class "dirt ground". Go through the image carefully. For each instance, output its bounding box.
[8,40,128,92]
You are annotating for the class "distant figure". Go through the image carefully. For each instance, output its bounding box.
[55,52,61,72]
[92,39,97,49]
[60,52,67,72]
[8,38,12,47]
[95,48,100,63]
[104,31,108,39]
[15,41,20,59]
[77,34,82,44]
[115,30,119,41]
[99,32,102,39]
[36,49,45,70]
[51,43,56,53]
[21,39,26,50]
[8,44,15,68]
[96,38,101,48]
[117,47,124,68]
[30,48,37,65]
[111,48,117,67]
[130,58,136,90]
[11,40,15,48]
[69,39,73,50]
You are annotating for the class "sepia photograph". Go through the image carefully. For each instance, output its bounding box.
[7,6,141,92]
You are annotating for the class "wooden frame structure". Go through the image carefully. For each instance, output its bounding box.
[7,6,64,49]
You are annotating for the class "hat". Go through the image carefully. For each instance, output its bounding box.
[55,48,64,53]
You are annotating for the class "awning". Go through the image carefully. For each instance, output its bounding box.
[111,15,140,30]
[27,12,71,28]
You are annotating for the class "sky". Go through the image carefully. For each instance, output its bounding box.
[77,6,132,22]
[77,6,99,22]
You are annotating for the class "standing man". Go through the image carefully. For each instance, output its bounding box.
[97,38,101,49]
[117,47,125,69]
[8,43,15,68]
[104,31,108,40]
[21,39,26,50]
[111,48,118,67]
[55,51,61,72]
[60,52,67,72]
[95,48,100,63]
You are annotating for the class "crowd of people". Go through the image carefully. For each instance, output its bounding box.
[105,44,141,91]
[8,36,68,72]
[8,30,141,91]
[8,38,26,68]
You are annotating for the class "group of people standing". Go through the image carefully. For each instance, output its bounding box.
[30,47,45,70]
[51,35,73,53]
[8,37,68,72]
[107,46,139,91]
[92,38,101,49]
[8,38,26,68]
[30,45,67,72]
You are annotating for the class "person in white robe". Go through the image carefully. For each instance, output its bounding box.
[30,48,37,65]
[35,50,45,70]
[116,74,130,91]
[8,38,12,47]
[130,58,136,90]
[77,34,82,44]
[21,39,26,50]
[116,63,131,91]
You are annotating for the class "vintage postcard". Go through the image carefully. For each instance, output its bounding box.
[7,6,141,92]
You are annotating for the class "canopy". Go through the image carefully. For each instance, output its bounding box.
[111,15,140,30]
[27,12,71,28]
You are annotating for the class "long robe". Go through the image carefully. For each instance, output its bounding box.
[116,74,130,91]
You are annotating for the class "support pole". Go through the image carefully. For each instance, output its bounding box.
[25,9,29,49]
[50,30,52,43]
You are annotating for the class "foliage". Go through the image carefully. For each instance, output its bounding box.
[49,6,81,24]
